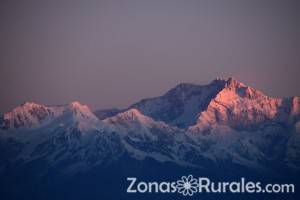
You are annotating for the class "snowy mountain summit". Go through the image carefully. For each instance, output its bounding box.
[0,102,63,129]
[131,77,299,131]
[0,77,300,176]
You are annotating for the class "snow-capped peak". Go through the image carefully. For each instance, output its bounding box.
[65,101,100,122]
[188,78,283,132]
[22,101,43,108]
[1,102,54,129]
[210,77,255,92]
[68,101,92,115]
[17,102,46,111]
[103,108,172,131]
[61,102,109,134]
[69,101,86,109]
[104,108,154,125]
[128,77,256,128]
[225,77,246,88]
[0,101,100,131]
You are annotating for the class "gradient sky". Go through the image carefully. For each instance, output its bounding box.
[1,0,299,113]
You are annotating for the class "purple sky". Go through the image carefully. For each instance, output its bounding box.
[1,0,299,113]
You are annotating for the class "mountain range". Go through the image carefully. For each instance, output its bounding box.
[0,77,300,200]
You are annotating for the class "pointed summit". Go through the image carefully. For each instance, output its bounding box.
[65,101,99,122]
[189,78,281,133]
[225,77,246,88]
[104,108,171,134]
[68,101,89,110]
[1,102,52,129]
[210,77,246,89]
[104,108,153,125]
[210,77,265,99]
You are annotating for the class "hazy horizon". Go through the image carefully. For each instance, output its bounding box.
[1,0,299,113]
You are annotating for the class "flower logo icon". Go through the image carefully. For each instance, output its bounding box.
[176,175,199,196]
